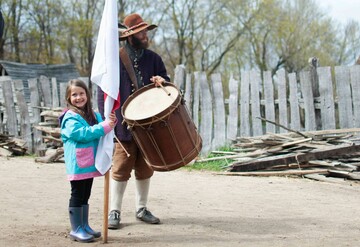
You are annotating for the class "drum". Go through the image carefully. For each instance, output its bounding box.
[121,82,202,171]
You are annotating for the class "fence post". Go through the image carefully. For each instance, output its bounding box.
[195,71,212,154]
[299,71,316,131]
[240,71,250,137]
[263,71,275,133]
[250,70,262,136]
[1,77,18,136]
[211,73,226,149]
[52,77,59,108]
[174,64,186,91]
[227,74,238,141]
[288,73,301,130]
[277,69,288,133]
[317,67,335,130]
[350,66,360,128]
[28,78,42,154]
[39,75,52,108]
[184,73,193,118]
[14,79,33,153]
[335,66,353,128]
[309,60,321,129]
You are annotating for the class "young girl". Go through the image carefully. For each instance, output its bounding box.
[59,79,116,243]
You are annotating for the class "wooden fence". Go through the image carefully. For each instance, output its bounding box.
[0,75,92,154]
[172,64,360,155]
[1,64,360,156]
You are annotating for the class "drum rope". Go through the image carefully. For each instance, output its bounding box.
[145,126,168,167]
[180,104,202,152]
[167,116,186,164]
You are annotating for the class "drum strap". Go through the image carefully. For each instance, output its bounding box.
[120,47,139,91]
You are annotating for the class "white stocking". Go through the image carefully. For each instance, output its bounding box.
[110,178,127,212]
[135,178,150,211]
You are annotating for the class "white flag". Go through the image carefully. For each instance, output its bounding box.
[91,0,120,175]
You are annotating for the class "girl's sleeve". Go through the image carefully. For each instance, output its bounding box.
[61,114,112,143]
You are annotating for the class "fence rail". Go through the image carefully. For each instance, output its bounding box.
[1,65,360,155]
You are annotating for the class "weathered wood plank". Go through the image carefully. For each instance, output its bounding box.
[240,71,250,137]
[263,71,275,134]
[211,73,226,148]
[218,169,329,177]
[1,77,17,136]
[229,144,360,172]
[317,66,335,130]
[193,72,201,129]
[277,69,288,133]
[198,71,212,154]
[299,71,316,131]
[39,75,52,107]
[227,75,238,141]
[335,66,353,128]
[288,73,301,130]
[350,66,360,128]
[51,77,59,108]
[184,73,193,118]
[14,80,32,153]
[310,64,321,129]
[173,64,186,91]
[59,82,67,108]
[250,70,263,136]
[28,78,42,154]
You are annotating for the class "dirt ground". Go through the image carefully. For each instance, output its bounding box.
[1,156,360,247]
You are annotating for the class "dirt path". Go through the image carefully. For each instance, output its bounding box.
[1,156,360,247]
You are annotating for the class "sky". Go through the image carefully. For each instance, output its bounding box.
[316,0,360,24]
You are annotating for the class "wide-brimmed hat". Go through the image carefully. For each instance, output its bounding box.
[119,13,157,41]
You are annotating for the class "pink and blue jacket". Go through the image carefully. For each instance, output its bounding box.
[60,110,112,181]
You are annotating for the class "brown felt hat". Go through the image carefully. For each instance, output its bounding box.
[119,13,157,41]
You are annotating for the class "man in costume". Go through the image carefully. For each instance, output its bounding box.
[98,13,170,229]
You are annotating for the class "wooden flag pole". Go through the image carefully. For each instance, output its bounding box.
[102,136,129,243]
[102,170,110,243]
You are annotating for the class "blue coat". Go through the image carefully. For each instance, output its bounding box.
[60,110,112,181]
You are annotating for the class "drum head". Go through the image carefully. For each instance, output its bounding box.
[124,85,179,121]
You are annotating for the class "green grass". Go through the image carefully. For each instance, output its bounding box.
[183,146,235,172]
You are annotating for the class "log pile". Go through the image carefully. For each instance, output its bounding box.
[0,133,27,156]
[33,107,64,163]
[208,128,360,183]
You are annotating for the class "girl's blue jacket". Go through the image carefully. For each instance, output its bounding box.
[60,110,112,181]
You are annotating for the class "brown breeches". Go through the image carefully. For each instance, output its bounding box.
[111,140,154,181]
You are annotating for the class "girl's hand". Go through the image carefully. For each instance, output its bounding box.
[108,113,117,129]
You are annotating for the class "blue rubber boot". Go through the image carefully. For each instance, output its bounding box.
[68,207,94,243]
[82,204,101,238]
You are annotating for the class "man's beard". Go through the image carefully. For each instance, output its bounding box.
[131,35,149,49]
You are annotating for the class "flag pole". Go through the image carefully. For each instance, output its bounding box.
[102,169,110,243]
[102,138,129,244]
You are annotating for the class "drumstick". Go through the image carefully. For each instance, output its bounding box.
[114,135,131,157]
[159,83,171,96]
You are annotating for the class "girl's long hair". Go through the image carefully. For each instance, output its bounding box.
[65,79,97,125]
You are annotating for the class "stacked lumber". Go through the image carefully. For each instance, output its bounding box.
[0,133,27,156]
[34,107,63,147]
[34,107,64,163]
[213,128,360,183]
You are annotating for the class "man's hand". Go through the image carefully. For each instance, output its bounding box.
[150,75,166,87]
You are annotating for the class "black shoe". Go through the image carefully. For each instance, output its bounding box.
[136,207,160,224]
[108,210,120,229]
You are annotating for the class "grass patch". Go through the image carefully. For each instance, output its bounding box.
[183,146,235,171]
